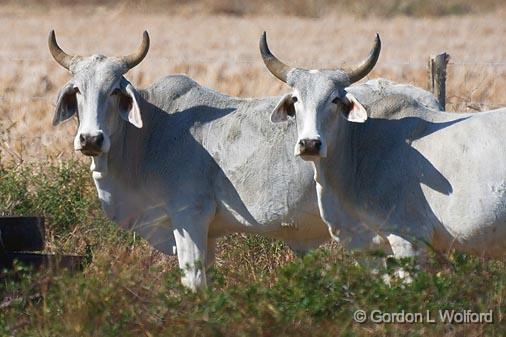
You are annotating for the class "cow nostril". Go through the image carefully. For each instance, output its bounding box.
[95,134,104,147]
[299,139,306,147]
[314,140,322,150]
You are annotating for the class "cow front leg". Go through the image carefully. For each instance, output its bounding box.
[384,234,428,284]
[386,234,418,258]
[386,233,430,264]
[172,204,215,291]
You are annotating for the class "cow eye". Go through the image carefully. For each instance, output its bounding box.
[111,88,122,96]
[291,96,298,103]
[332,96,349,108]
[332,97,342,104]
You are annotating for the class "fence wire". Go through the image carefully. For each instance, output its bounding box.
[1,56,506,162]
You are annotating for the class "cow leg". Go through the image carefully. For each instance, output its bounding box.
[290,246,310,258]
[386,233,430,264]
[384,233,427,284]
[386,234,418,258]
[172,203,215,291]
[286,241,314,258]
[206,237,217,270]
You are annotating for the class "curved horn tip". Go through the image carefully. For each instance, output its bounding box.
[121,30,150,70]
[48,30,57,47]
[371,33,381,57]
[258,31,292,83]
[48,29,73,70]
[142,30,150,49]
[375,33,381,47]
[259,31,269,54]
[345,32,382,83]
[139,30,150,50]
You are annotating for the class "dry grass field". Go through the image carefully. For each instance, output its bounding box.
[1,2,506,162]
[0,2,505,336]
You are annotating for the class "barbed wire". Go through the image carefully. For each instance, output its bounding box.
[1,56,506,161]
[0,96,49,101]
[3,56,506,67]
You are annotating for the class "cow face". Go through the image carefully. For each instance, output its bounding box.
[49,31,148,157]
[260,32,379,160]
[54,57,143,156]
[270,69,368,159]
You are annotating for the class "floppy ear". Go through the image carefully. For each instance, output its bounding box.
[342,92,368,123]
[270,93,296,123]
[53,82,78,126]
[118,82,143,128]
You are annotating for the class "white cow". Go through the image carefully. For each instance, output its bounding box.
[261,32,506,260]
[49,30,443,289]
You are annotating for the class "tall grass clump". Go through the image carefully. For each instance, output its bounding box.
[0,160,131,253]
[0,160,94,232]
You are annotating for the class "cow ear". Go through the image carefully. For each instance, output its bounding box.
[271,93,296,123]
[118,82,143,128]
[342,93,367,123]
[53,83,78,126]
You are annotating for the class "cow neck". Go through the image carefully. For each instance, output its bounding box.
[91,116,140,182]
[90,154,108,179]
[314,119,362,213]
[111,92,154,186]
[107,119,135,181]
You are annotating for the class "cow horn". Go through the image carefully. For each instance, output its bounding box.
[259,32,293,83]
[344,33,381,83]
[48,30,74,70]
[121,31,150,70]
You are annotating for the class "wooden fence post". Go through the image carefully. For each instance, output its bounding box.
[428,52,450,110]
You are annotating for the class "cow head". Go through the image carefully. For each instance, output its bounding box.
[49,30,148,157]
[261,32,380,159]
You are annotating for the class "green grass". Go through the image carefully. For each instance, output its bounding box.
[0,160,504,336]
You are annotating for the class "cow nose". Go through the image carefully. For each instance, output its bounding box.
[80,133,104,147]
[299,139,322,156]
[92,134,104,147]
[79,133,104,156]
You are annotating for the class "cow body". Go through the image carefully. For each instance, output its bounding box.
[259,32,505,261]
[316,94,506,258]
[93,74,328,256]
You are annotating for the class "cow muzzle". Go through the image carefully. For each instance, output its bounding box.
[78,132,105,157]
[297,138,322,158]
